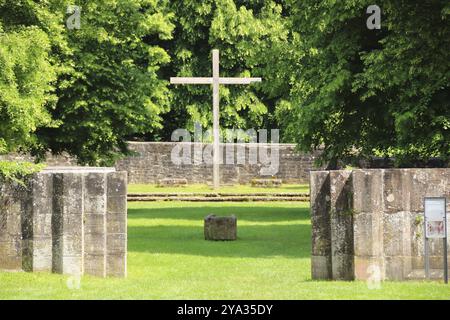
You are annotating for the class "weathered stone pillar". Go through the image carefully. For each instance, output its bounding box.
[22,174,53,272]
[407,169,450,278]
[311,168,449,281]
[0,167,128,278]
[382,169,411,280]
[106,172,127,277]
[310,171,332,280]
[0,181,23,270]
[83,172,107,277]
[329,170,354,280]
[51,173,84,275]
[352,169,384,280]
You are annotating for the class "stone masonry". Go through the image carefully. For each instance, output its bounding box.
[0,167,127,277]
[311,169,450,281]
[116,142,322,184]
[1,142,323,185]
[204,215,237,241]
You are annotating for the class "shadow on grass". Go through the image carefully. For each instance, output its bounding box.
[128,205,310,222]
[127,205,311,259]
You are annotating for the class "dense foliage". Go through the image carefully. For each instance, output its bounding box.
[0,160,45,184]
[0,0,448,166]
[0,0,174,165]
[153,0,290,139]
[37,0,175,165]
[0,14,56,154]
[278,0,450,166]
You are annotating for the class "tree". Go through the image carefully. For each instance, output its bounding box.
[277,0,450,167]
[1,0,175,165]
[152,0,290,140]
[0,18,57,155]
[2,0,448,168]
[35,0,175,165]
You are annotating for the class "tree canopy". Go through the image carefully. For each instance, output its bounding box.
[153,0,290,140]
[0,0,174,165]
[278,0,449,166]
[0,13,56,154]
[0,0,448,167]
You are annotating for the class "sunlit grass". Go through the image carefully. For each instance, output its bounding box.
[0,201,448,299]
[128,183,309,194]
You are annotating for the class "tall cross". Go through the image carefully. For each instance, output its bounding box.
[170,49,262,190]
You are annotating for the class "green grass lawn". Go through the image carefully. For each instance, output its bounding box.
[0,201,449,299]
[128,183,309,194]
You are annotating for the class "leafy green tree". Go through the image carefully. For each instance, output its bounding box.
[0,20,57,155]
[35,0,175,165]
[2,0,448,169]
[153,0,290,140]
[1,0,175,165]
[278,0,450,167]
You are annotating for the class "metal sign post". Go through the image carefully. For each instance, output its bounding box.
[424,197,448,283]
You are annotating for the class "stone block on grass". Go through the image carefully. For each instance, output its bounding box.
[204,214,237,241]
[250,178,282,187]
[157,178,188,187]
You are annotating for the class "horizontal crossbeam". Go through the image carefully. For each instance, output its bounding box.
[219,77,262,85]
[170,77,213,84]
[170,77,262,85]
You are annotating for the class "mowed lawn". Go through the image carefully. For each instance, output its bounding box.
[128,183,309,194]
[0,201,449,299]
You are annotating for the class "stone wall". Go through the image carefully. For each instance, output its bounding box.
[0,152,77,167]
[116,142,322,184]
[0,167,127,277]
[311,169,450,281]
[1,142,322,185]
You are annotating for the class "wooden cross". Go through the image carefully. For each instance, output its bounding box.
[170,49,262,190]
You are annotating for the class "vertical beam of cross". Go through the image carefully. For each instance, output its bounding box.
[212,50,220,190]
[170,49,262,190]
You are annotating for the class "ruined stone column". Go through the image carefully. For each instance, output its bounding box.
[1,167,127,278]
[106,172,127,277]
[0,181,23,270]
[311,168,449,281]
[352,169,384,280]
[83,172,107,277]
[310,171,332,280]
[381,169,413,280]
[407,169,449,279]
[51,172,84,275]
[329,170,354,280]
[22,174,53,272]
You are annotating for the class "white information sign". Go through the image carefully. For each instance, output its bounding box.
[424,197,447,239]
